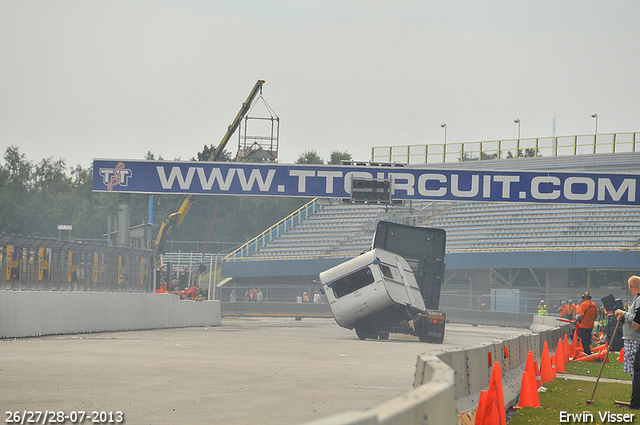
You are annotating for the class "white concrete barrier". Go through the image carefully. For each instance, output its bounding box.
[301,311,573,425]
[0,291,221,338]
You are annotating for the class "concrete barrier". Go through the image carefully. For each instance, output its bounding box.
[0,291,221,338]
[300,310,573,425]
[222,301,332,317]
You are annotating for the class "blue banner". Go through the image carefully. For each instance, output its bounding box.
[93,159,640,206]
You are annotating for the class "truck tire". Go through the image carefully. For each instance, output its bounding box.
[355,327,368,340]
[419,333,444,344]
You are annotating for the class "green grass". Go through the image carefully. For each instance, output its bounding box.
[508,380,635,425]
[509,351,635,424]
[564,352,630,381]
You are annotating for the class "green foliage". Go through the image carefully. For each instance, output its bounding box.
[0,145,311,253]
[506,148,538,159]
[191,145,233,162]
[296,150,324,164]
[328,151,352,165]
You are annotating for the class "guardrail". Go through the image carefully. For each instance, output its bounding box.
[224,198,323,261]
[371,131,640,164]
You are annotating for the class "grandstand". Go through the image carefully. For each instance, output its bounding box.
[221,151,640,312]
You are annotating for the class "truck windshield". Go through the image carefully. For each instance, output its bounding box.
[331,267,375,298]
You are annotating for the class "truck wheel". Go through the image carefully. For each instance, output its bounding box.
[355,327,368,340]
[419,334,444,344]
[378,332,390,340]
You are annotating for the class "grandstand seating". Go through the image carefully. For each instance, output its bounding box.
[227,152,640,260]
[239,199,640,260]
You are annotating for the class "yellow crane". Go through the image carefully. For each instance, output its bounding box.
[153,80,265,268]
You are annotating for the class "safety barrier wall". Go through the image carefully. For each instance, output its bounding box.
[301,313,571,425]
[0,291,221,338]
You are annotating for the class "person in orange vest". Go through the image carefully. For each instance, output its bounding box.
[577,292,598,355]
[558,300,567,318]
[565,300,577,321]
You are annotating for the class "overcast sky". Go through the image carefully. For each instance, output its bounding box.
[1,1,639,169]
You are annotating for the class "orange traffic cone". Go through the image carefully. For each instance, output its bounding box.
[593,343,609,353]
[533,360,542,388]
[514,371,540,409]
[555,339,566,373]
[484,362,507,425]
[474,390,488,425]
[524,351,541,406]
[574,351,587,360]
[570,329,579,358]
[564,334,570,364]
[575,350,607,362]
[540,341,554,383]
[619,347,625,363]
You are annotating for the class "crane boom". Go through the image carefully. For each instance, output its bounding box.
[153,80,265,266]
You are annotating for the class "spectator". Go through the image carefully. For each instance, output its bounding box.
[230,290,236,303]
[257,288,263,302]
[558,300,567,318]
[566,300,577,321]
[538,300,548,316]
[313,290,321,303]
[616,275,640,408]
[577,292,598,355]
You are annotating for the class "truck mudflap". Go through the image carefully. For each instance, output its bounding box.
[413,311,446,344]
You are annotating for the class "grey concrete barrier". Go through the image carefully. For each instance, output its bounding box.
[445,308,534,329]
[299,310,573,425]
[303,353,457,425]
[418,315,573,415]
[0,291,221,338]
[222,301,333,317]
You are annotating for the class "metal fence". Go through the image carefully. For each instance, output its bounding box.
[0,233,155,292]
[371,131,640,164]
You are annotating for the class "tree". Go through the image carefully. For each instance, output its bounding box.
[295,150,324,164]
[192,145,233,162]
[328,151,352,165]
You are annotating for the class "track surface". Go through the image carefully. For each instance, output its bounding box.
[1,317,530,425]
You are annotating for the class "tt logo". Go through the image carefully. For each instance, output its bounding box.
[99,162,132,190]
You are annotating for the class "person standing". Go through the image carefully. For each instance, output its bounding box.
[566,300,577,321]
[577,292,598,355]
[616,276,640,409]
[559,301,567,318]
[538,300,548,316]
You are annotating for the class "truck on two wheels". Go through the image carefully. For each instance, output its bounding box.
[319,221,447,343]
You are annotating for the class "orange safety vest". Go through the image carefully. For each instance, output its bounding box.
[578,300,598,329]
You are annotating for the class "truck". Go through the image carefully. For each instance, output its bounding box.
[319,221,447,343]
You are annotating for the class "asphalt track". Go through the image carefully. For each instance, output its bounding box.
[1,317,531,425]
